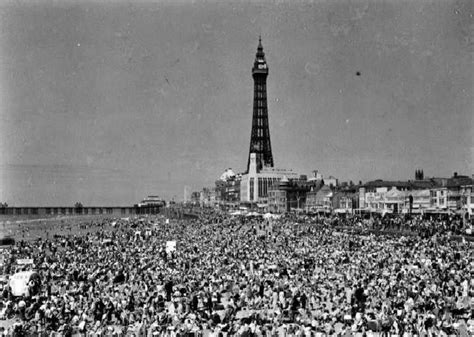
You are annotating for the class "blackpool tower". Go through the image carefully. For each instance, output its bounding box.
[246,37,274,173]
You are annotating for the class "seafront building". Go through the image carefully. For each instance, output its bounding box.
[240,153,300,205]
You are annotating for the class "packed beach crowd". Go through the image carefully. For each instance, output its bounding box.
[0,211,472,336]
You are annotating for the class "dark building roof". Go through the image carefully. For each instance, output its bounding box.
[336,185,359,193]
[333,190,358,198]
[363,180,412,189]
[410,179,443,189]
[363,179,445,190]
[446,176,473,188]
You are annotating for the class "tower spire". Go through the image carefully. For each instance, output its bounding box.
[256,36,265,59]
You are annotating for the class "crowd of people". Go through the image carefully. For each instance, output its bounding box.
[0,210,472,336]
[325,213,469,237]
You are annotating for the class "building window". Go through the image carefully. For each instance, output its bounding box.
[250,178,254,201]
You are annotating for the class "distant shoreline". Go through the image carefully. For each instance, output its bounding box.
[0,214,113,226]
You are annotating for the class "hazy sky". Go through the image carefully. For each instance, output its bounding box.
[1,0,472,206]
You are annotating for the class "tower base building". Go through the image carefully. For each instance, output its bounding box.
[240,153,300,204]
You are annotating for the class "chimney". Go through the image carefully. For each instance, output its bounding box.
[454,172,458,178]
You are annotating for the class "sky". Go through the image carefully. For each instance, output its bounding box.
[0,0,472,206]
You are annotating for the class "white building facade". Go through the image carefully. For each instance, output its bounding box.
[240,153,300,204]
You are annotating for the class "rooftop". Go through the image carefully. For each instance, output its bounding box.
[363,176,473,190]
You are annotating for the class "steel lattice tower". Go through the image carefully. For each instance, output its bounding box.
[246,37,274,173]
